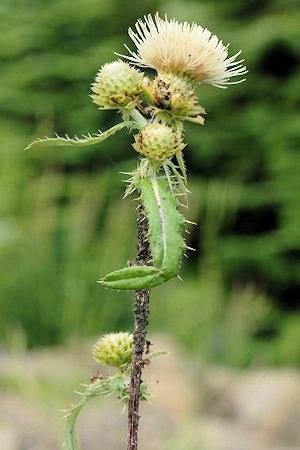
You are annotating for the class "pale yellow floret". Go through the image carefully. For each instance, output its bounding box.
[119,13,247,88]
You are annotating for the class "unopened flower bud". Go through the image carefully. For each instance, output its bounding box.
[132,123,184,162]
[93,332,133,368]
[91,61,143,109]
[149,72,205,123]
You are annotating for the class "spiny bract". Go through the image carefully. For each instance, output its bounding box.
[92,332,133,368]
[132,123,183,162]
[91,60,143,109]
[149,72,206,123]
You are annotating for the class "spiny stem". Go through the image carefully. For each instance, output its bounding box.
[127,204,151,450]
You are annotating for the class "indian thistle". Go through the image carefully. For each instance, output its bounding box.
[26,12,246,450]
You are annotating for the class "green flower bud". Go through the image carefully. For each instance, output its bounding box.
[145,72,205,124]
[91,61,143,109]
[132,123,184,163]
[92,332,133,368]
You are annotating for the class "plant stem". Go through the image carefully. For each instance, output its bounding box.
[127,204,151,450]
[130,108,148,128]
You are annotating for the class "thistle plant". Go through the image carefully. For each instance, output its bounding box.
[26,12,246,450]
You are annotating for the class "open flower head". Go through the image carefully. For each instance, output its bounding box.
[120,13,247,88]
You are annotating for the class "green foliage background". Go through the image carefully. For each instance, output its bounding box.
[0,0,299,366]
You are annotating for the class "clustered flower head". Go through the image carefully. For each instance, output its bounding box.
[90,13,246,170]
[93,332,133,369]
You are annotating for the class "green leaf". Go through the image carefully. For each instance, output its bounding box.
[25,121,133,151]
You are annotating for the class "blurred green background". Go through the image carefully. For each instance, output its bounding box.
[0,0,300,367]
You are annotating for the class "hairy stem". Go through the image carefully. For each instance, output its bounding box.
[127,204,151,450]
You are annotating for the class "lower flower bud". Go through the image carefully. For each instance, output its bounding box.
[132,123,184,163]
[93,332,133,368]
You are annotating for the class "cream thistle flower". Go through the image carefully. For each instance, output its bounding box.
[120,13,247,88]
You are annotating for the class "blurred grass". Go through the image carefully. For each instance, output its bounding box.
[0,0,299,366]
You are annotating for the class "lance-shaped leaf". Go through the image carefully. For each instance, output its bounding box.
[25,121,133,151]
[99,177,186,290]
